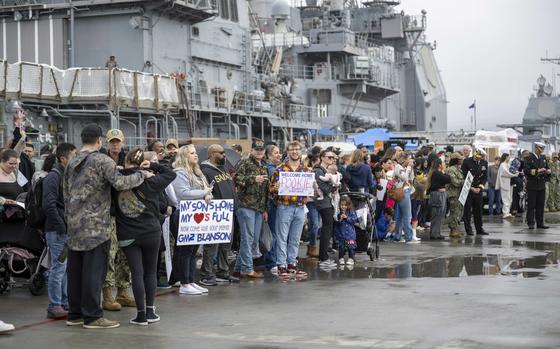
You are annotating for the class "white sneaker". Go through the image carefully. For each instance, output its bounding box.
[191,283,209,293]
[503,213,512,218]
[346,258,355,265]
[270,266,278,275]
[319,259,337,268]
[339,258,346,265]
[406,240,421,244]
[179,284,202,295]
[411,236,421,242]
[0,320,15,333]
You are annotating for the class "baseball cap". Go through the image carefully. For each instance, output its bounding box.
[165,138,179,149]
[252,138,265,150]
[106,129,124,142]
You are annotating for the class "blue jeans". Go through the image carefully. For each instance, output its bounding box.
[306,201,320,246]
[265,201,278,270]
[234,207,263,274]
[487,187,502,215]
[394,188,414,241]
[46,231,68,309]
[275,205,305,267]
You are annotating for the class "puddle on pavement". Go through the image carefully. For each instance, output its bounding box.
[290,238,560,281]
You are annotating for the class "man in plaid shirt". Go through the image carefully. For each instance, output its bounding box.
[269,141,316,277]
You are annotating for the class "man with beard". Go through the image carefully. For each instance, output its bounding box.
[199,145,237,285]
[269,141,314,277]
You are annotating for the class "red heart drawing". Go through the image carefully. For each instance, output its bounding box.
[193,213,205,224]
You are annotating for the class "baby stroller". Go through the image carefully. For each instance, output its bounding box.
[340,191,380,261]
[0,195,49,295]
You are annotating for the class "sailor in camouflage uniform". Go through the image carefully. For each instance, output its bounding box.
[64,124,150,329]
[446,152,465,238]
[546,153,559,212]
[102,129,134,311]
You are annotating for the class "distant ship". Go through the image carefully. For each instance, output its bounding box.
[0,0,447,148]
[498,74,560,151]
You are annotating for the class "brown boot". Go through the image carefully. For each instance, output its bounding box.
[102,287,122,311]
[115,288,136,307]
[306,244,319,258]
[449,229,463,238]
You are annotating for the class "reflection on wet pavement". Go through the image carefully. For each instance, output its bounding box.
[253,234,560,282]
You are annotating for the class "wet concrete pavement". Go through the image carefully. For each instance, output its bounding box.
[2,215,560,348]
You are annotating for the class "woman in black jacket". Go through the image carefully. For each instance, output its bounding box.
[115,148,176,326]
[427,158,451,240]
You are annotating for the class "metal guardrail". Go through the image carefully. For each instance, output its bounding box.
[403,15,426,31]
[0,61,182,111]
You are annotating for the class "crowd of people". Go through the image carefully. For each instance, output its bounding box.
[0,121,557,332]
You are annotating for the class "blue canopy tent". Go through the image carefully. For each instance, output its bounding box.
[347,128,394,148]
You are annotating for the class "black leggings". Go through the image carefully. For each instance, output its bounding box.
[122,237,160,312]
[318,207,334,261]
[338,247,355,260]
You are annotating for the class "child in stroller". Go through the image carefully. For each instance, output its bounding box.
[0,196,48,295]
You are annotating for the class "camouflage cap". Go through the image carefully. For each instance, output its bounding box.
[106,129,124,142]
[251,138,265,150]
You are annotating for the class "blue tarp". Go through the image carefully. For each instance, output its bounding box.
[314,129,337,136]
[404,142,418,151]
[347,128,394,147]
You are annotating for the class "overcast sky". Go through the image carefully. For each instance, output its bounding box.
[398,0,560,131]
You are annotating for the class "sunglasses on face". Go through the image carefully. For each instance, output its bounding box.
[326,156,336,159]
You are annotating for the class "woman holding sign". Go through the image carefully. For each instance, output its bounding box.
[171,145,213,295]
[115,148,176,325]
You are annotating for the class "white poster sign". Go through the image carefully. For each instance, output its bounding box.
[278,172,315,197]
[162,216,172,281]
[377,179,388,201]
[177,199,234,246]
[458,171,474,206]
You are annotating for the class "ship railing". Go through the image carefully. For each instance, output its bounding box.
[0,61,182,111]
[271,98,324,124]
[303,29,376,51]
[403,14,426,31]
[279,64,332,81]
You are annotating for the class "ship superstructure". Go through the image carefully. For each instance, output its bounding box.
[0,0,446,147]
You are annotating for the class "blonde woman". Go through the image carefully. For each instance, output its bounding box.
[170,145,213,295]
[393,152,419,243]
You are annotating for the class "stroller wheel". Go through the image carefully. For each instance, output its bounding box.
[29,272,46,296]
[367,248,374,261]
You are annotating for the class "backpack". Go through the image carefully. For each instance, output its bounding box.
[25,168,61,230]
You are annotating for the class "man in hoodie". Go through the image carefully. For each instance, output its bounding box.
[64,124,153,329]
[199,145,237,286]
[43,142,76,319]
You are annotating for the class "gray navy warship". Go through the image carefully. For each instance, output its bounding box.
[0,0,447,147]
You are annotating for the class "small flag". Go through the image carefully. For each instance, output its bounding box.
[468,101,476,109]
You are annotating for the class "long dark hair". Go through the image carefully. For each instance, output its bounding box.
[427,158,443,190]
[500,153,509,164]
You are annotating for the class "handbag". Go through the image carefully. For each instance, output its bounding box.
[388,186,404,203]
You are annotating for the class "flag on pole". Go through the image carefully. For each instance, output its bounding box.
[468,101,476,109]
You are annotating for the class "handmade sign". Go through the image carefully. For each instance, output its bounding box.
[177,199,234,246]
[278,172,315,197]
[458,171,474,206]
[162,217,172,281]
